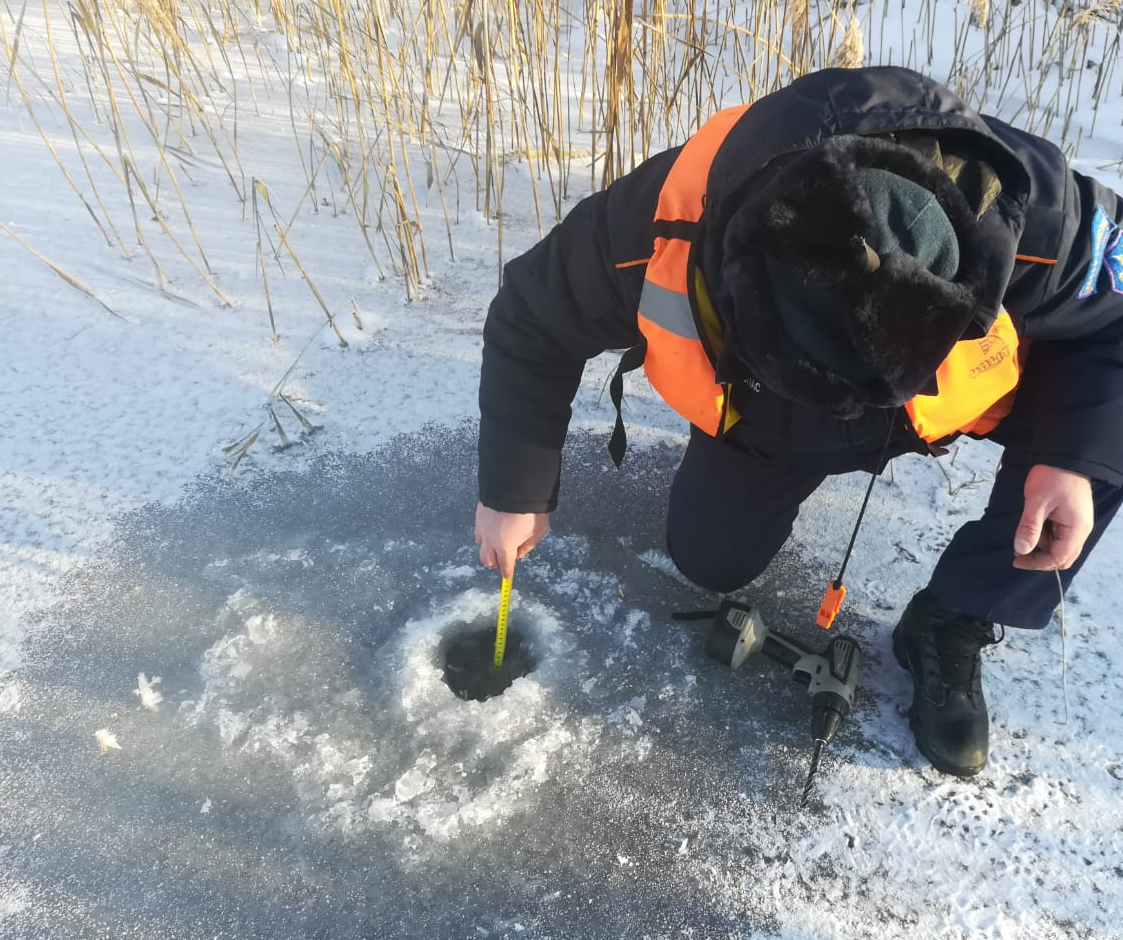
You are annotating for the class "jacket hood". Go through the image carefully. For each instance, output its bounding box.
[700,67,1032,414]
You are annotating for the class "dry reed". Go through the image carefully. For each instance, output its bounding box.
[5,0,1121,327]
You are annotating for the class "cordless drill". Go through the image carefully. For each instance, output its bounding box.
[702,598,862,806]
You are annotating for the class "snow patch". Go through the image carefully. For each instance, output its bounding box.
[437,564,475,581]
[637,549,696,588]
[0,678,21,714]
[134,673,163,711]
[0,878,30,920]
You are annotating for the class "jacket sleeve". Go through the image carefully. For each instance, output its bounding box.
[985,117,1123,485]
[478,149,680,513]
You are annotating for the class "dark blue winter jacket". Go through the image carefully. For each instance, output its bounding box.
[479,67,1123,513]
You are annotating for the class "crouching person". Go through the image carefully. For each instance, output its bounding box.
[475,66,1123,777]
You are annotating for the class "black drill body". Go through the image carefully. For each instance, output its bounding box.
[701,599,862,805]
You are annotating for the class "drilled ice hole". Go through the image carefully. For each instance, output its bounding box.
[439,623,536,702]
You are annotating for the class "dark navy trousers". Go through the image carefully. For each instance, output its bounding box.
[666,423,1123,630]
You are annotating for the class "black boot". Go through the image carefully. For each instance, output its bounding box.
[892,589,1002,777]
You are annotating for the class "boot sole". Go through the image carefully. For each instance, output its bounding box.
[893,628,985,779]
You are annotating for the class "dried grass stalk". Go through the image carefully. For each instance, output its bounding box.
[0,219,125,320]
[826,8,864,69]
[786,0,811,73]
[968,0,989,29]
[1073,0,1123,27]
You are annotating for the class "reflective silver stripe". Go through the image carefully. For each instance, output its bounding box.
[638,279,698,340]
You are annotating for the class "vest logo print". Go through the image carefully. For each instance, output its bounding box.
[1076,205,1123,299]
[969,335,1010,378]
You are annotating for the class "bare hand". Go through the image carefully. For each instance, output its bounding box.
[1012,464,1094,571]
[474,502,550,579]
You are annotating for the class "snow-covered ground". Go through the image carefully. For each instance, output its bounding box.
[2,4,1122,938]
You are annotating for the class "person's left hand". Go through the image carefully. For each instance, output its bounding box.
[1012,464,1094,571]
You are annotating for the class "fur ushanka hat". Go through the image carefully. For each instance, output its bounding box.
[716,134,993,417]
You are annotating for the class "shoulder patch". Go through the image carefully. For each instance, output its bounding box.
[1076,205,1123,299]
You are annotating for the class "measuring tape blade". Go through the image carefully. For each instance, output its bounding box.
[493,575,512,668]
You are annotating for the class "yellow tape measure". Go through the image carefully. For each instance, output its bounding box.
[493,575,513,668]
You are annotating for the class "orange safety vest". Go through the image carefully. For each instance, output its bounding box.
[632,104,1023,447]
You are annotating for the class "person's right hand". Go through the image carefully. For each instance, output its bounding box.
[474,502,550,579]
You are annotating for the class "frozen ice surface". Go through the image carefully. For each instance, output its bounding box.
[3,4,1122,928]
[3,428,1120,939]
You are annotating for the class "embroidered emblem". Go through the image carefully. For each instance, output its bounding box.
[1076,205,1123,299]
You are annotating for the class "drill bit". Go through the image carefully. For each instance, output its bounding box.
[800,739,825,808]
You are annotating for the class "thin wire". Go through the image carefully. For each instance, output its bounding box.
[834,464,881,588]
[833,414,898,588]
[1056,569,1069,724]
